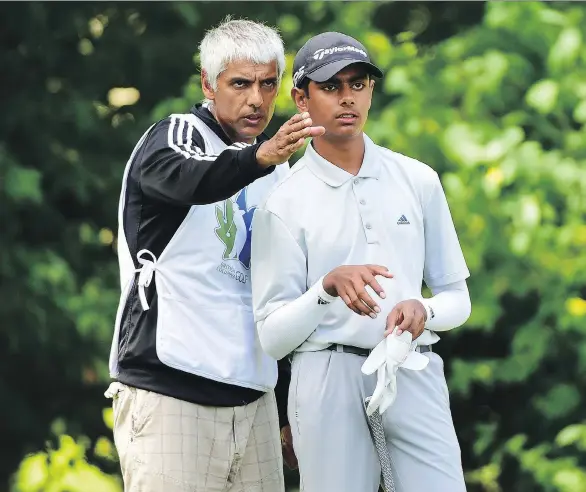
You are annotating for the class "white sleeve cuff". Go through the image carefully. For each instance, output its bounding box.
[419,299,435,325]
[316,276,338,304]
[409,280,471,332]
[256,275,337,360]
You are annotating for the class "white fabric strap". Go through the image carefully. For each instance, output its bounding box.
[104,381,125,399]
[135,249,158,311]
[362,330,429,416]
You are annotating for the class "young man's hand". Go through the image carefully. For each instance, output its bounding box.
[256,112,325,168]
[384,300,427,339]
[322,265,394,317]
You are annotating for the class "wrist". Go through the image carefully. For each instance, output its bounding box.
[417,299,434,324]
[255,142,274,169]
[319,275,338,300]
[405,297,431,323]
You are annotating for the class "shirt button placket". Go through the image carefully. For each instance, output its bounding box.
[354,178,377,244]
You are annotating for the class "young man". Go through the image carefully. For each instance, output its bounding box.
[107,19,323,492]
[251,32,472,491]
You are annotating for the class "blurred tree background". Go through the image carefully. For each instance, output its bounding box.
[1,1,586,491]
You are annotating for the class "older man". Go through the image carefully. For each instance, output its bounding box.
[106,19,323,492]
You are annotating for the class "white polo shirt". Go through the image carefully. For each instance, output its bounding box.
[251,133,470,359]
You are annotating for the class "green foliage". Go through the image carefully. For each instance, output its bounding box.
[364,3,586,489]
[2,1,586,491]
[11,413,120,492]
[11,435,121,492]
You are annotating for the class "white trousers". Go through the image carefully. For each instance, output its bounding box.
[288,349,466,492]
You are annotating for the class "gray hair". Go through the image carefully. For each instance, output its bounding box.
[199,18,286,91]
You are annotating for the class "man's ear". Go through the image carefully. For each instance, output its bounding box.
[201,70,215,100]
[291,87,308,113]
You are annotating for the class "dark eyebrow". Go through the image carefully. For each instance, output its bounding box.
[261,77,278,84]
[228,76,254,84]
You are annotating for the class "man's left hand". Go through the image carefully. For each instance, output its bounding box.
[281,425,298,470]
[384,300,427,339]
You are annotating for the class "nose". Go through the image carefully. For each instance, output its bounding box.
[339,84,355,106]
[247,85,263,109]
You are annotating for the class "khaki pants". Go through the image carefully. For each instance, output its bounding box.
[109,383,284,492]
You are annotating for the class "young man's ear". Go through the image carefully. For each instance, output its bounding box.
[291,87,308,113]
[201,70,215,100]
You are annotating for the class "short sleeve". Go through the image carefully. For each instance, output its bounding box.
[423,172,470,288]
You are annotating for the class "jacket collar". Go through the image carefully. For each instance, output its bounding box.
[190,103,269,145]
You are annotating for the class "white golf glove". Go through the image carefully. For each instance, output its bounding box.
[361,329,429,416]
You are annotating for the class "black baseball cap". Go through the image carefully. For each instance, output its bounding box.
[292,32,383,88]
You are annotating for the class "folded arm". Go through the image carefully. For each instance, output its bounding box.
[251,209,335,361]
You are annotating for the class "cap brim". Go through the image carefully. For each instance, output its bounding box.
[306,59,383,83]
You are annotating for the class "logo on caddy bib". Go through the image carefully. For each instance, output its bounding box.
[214,188,255,283]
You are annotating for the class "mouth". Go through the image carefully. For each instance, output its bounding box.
[336,112,359,124]
[243,113,264,125]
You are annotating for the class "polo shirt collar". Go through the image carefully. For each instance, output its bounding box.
[304,133,380,187]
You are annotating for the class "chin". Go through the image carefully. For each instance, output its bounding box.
[327,127,363,140]
[236,126,265,143]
